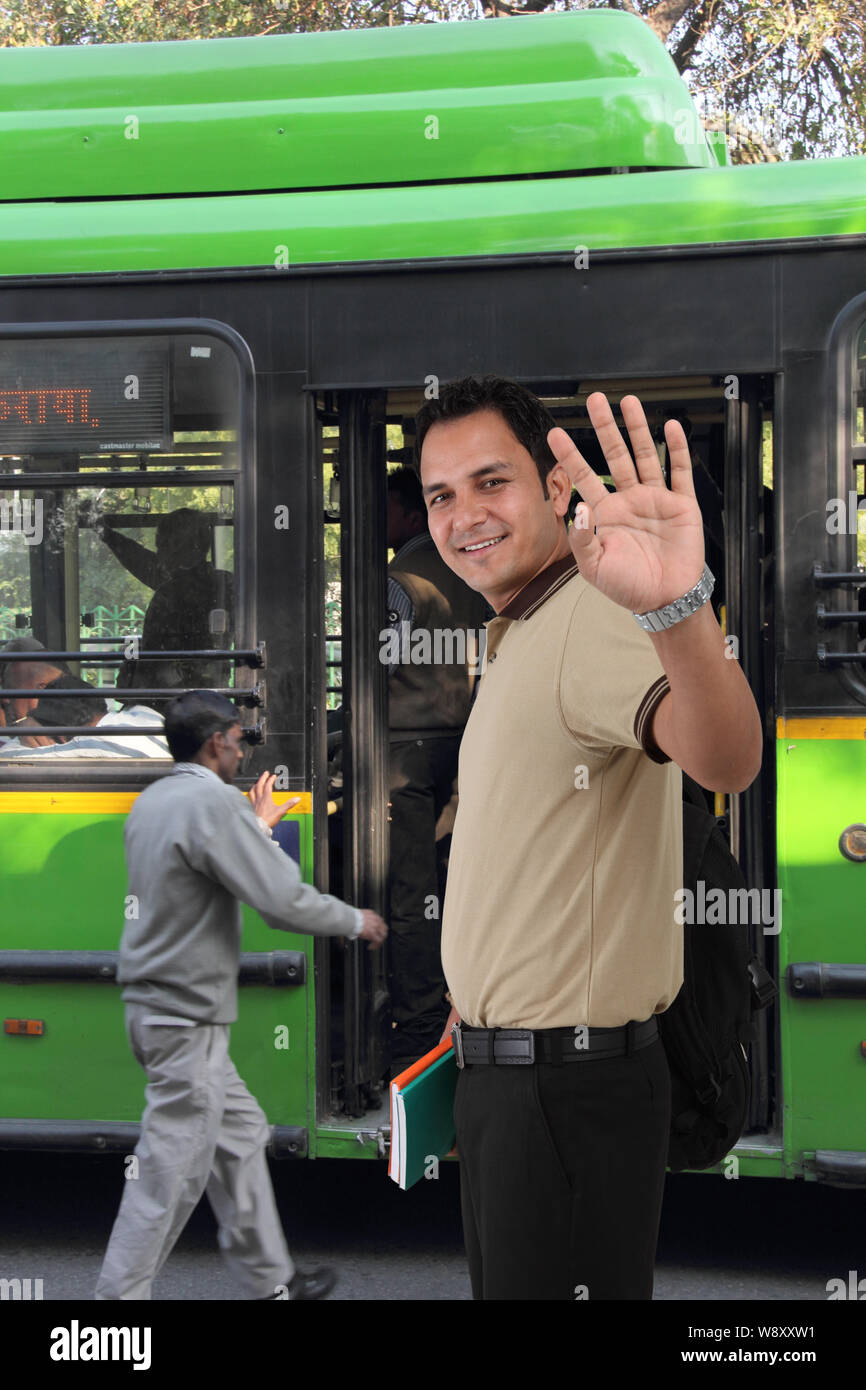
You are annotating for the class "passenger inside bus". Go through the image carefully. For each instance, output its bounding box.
[87,506,234,694]
[385,466,491,1074]
[0,674,167,758]
[0,639,70,739]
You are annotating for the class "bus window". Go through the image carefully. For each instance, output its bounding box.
[822,308,866,705]
[0,330,243,761]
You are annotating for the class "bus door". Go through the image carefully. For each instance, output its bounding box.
[724,377,777,1134]
[316,390,390,1121]
[537,374,777,1139]
[392,373,776,1142]
[563,373,777,1139]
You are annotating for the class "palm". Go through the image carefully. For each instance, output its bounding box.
[573,482,704,613]
[549,394,705,615]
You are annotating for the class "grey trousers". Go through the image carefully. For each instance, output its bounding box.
[95,1004,295,1300]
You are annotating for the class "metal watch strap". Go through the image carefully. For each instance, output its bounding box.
[632,564,715,633]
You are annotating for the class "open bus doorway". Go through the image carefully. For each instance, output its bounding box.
[315,375,776,1145]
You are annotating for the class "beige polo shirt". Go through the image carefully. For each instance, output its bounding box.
[441,556,683,1030]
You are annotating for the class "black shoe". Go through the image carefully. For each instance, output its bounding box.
[288,1266,337,1301]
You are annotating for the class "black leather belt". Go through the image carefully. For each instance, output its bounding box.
[451,1016,658,1068]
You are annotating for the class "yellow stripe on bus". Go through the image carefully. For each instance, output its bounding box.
[0,791,313,815]
[776,717,866,740]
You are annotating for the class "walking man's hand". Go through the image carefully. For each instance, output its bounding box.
[548,393,706,614]
[247,771,301,827]
[358,910,388,950]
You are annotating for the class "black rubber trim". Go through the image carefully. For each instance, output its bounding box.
[0,1118,309,1158]
[786,962,866,998]
[0,950,306,986]
[269,1126,308,1159]
[1,234,864,293]
[814,1150,866,1188]
[0,1119,140,1153]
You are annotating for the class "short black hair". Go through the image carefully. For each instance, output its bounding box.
[156,508,211,566]
[414,376,559,497]
[33,675,107,732]
[387,466,426,520]
[163,690,240,762]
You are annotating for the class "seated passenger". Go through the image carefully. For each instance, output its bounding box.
[0,676,167,758]
[0,639,71,740]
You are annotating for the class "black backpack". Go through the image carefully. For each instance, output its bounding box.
[658,773,776,1172]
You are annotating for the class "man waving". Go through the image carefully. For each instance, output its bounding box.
[417,377,760,1301]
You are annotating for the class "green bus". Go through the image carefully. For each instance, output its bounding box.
[0,9,864,1183]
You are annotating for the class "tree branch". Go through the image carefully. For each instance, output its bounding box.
[644,0,699,43]
[671,0,717,72]
[817,43,853,106]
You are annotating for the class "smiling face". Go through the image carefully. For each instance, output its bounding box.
[420,408,573,612]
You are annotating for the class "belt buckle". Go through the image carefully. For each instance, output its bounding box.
[498,1028,535,1065]
[451,1021,465,1070]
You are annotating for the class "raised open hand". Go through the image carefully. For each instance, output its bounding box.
[548,393,705,615]
[248,771,301,828]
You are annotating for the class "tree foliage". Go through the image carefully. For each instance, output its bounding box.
[0,1,382,46]
[0,0,862,161]
[468,0,866,161]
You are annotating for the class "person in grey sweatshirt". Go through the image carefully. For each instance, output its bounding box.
[95,689,387,1301]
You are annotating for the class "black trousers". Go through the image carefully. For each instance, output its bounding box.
[387,735,461,1065]
[454,1037,671,1300]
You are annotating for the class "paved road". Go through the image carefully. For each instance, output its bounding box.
[1,1150,862,1302]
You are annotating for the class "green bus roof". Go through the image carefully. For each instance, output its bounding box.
[0,154,863,279]
[0,11,717,201]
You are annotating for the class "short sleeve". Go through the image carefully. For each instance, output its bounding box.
[558,582,671,761]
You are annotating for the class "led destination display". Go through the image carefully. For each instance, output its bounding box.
[0,339,170,454]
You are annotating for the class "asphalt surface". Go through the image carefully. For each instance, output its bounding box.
[1,1148,863,1302]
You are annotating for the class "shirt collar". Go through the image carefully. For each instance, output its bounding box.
[497,554,580,621]
[172,761,222,783]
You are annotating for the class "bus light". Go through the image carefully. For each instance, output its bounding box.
[4,1019,45,1036]
[839,825,866,863]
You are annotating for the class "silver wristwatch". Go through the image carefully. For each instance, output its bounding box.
[632,564,714,633]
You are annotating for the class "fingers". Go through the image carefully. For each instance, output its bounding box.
[547,426,609,510]
[359,910,388,948]
[588,393,665,489]
[248,774,302,824]
[619,396,668,486]
[566,500,603,578]
[663,418,698,499]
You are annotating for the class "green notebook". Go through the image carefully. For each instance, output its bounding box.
[389,1048,458,1190]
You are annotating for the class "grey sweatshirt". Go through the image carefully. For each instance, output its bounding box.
[117,762,362,1023]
